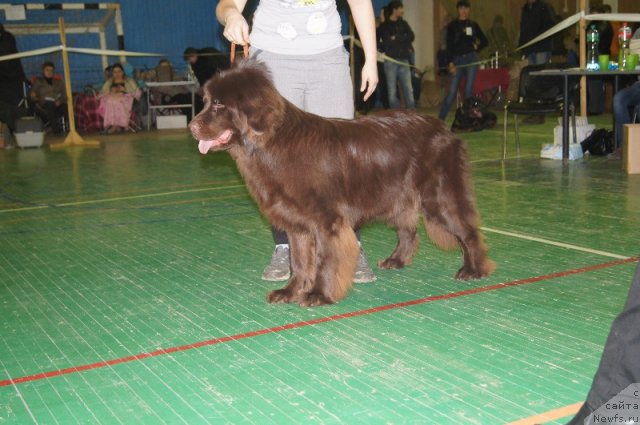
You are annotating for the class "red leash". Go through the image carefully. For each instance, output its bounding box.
[230,42,249,64]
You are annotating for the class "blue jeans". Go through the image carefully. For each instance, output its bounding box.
[438,52,479,120]
[613,81,640,148]
[383,60,415,110]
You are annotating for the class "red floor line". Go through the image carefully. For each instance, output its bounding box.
[2,256,638,388]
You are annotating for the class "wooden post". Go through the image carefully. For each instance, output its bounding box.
[579,0,587,117]
[50,17,100,149]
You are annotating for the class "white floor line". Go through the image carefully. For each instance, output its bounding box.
[482,226,631,260]
[0,184,246,214]
[470,154,538,164]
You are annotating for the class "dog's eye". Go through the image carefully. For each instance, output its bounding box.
[212,99,225,111]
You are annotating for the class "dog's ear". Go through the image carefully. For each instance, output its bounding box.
[226,81,284,141]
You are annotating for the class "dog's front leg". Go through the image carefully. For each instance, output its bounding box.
[267,232,315,304]
[379,226,419,269]
[299,225,358,307]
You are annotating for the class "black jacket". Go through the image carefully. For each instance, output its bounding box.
[191,47,229,86]
[377,19,415,61]
[445,19,488,63]
[518,0,556,55]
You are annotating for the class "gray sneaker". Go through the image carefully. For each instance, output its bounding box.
[354,248,376,283]
[262,244,291,281]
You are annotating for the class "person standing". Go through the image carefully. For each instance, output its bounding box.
[438,0,487,121]
[0,23,28,134]
[183,47,229,115]
[0,23,26,108]
[377,1,415,110]
[216,0,379,283]
[518,0,555,65]
[518,0,556,124]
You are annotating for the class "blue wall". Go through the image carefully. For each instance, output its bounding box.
[2,0,389,90]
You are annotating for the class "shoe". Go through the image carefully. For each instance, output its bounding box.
[262,244,291,281]
[607,148,622,160]
[353,247,376,283]
[522,115,545,124]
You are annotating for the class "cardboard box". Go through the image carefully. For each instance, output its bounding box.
[16,116,43,133]
[624,124,640,174]
[156,115,187,129]
[553,124,596,146]
[15,132,44,148]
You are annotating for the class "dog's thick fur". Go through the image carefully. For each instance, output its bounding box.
[190,59,495,307]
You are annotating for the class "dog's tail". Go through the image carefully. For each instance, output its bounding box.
[423,218,459,251]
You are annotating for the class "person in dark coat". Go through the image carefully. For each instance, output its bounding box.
[518,0,556,124]
[566,263,640,424]
[518,0,556,65]
[0,23,26,107]
[183,47,230,115]
[0,23,28,133]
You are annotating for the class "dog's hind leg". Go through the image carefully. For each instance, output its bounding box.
[267,232,316,304]
[420,142,495,280]
[422,209,494,280]
[299,223,358,307]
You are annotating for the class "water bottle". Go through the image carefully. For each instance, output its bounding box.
[586,24,599,71]
[619,22,632,70]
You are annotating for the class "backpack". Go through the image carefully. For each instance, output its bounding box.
[580,128,614,156]
[451,96,497,133]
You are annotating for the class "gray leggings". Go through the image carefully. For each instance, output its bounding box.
[250,46,354,119]
[249,46,357,245]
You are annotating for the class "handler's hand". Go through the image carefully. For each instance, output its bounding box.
[360,60,379,102]
[223,13,250,46]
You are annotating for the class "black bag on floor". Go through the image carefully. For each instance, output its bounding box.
[451,96,497,133]
[580,128,614,155]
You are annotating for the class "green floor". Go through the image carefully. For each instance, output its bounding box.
[1,114,638,424]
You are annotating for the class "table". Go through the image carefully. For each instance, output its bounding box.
[530,68,640,163]
[145,80,196,130]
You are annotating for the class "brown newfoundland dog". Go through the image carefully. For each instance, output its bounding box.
[190,59,495,307]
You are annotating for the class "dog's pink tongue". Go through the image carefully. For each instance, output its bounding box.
[198,140,215,154]
[198,130,233,154]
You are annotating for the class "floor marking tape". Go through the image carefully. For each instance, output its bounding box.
[1,257,637,388]
[505,402,583,424]
[0,184,246,214]
[482,226,630,260]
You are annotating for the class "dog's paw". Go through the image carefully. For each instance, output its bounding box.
[298,292,334,307]
[454,267,488,280]
[267,288,297,304]
[378,257,405,270]
[455,260,496,280]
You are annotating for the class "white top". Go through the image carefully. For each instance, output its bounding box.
[250,0,343,55]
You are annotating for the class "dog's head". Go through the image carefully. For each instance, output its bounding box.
[189,58,285,154]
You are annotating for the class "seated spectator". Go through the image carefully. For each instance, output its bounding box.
[609,79,640,159]
[29,61,67,135]
[145,59,188,103]
[145,58,192,121]
[98,62,140,134]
